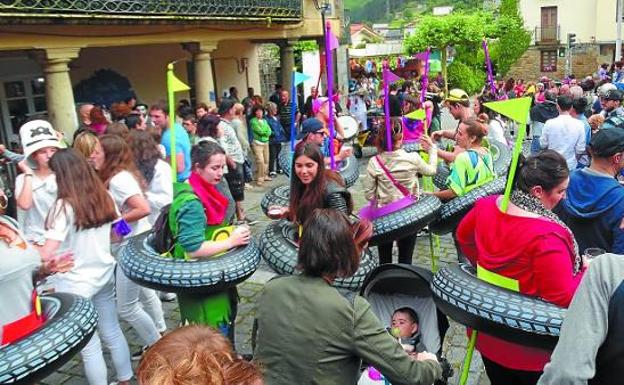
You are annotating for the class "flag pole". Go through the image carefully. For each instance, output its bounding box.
[383,67,392,152]
[167,63,178,182]
[324,21,336,170]
[290,69,297,152]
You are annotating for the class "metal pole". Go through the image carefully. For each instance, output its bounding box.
[617,0,623,61]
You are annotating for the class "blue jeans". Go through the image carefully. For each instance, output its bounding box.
[530,136,541,154]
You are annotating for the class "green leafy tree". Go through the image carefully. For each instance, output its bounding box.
[403,2,530,94]
[404,12,488,94]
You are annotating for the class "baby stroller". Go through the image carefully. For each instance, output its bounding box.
[359,263,453,384]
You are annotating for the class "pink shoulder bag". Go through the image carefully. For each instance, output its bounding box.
[358,156,417,220]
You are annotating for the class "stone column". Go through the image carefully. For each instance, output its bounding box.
[194,41,219,107]
[43,47,80,139]
[280,40,297,93]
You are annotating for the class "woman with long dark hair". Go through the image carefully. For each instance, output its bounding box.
[91,134,165,356]
[267,143,352,227]
[456,150,586,385]
[39,149,132,385]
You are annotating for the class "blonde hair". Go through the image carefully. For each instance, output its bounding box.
[73,131,99,159]
[137,325,262,385]
[233,103,245,117]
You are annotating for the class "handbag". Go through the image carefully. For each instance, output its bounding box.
[358,155,417,220]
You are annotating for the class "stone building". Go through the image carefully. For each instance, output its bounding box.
[0,0,343,146]
[508,0,618,80]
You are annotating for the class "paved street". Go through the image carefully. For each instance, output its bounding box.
[42,111,491,385]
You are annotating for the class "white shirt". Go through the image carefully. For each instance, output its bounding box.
[44,200,115,298]
[540,114,586,170]
[145,160,173,226]
[15,173,57,245]
[109,170,150,236]
[487,118,507,145]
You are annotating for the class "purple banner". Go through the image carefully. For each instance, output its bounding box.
[325,22,336,170]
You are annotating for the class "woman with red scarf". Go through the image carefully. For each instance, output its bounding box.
[169,141,250,342]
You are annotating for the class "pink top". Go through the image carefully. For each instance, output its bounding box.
[456,195,585,371]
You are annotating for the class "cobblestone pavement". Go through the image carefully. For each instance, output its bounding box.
[42,111,491,385]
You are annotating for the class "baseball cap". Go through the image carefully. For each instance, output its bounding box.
[598,83,617,98]
[603,89,624,101]
[312,97,329,115]
[445,88,469,102]
[589,128,624,157]
[296,118,324,140]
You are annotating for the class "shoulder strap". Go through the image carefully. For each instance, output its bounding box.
[375,155,410,197]
[168,188,200,237]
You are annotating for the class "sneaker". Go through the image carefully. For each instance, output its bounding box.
[269,171,277,177]
[277,169,284,174]
[244,183,255,191]
[131,345,149,361]
[159,292,176,302]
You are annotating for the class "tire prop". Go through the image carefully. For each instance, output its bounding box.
[452,97,532,385]
[258,220,378,291]
[0,293,98,385]
[119,231,261,294]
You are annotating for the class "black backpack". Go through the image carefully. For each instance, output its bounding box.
[150,188,198,255]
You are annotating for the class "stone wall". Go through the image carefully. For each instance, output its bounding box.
[258,43,281,100]
[507,44,600,81]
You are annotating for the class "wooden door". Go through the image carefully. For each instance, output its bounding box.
[540,7,558,42]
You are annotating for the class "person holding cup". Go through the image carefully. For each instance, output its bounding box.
[168,141,250,343]
[456,150,586,385]
[267,142,352,228]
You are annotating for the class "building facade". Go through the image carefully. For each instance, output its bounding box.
[508,0,618,81]
[0,0,342,146]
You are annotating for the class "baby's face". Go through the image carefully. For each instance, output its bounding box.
[391,312,418,338]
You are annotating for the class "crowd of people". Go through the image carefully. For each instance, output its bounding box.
[0,55,624,385]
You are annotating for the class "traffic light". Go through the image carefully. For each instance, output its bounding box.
[567,33,577,48]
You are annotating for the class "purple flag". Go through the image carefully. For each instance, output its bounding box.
[482,39,497,95]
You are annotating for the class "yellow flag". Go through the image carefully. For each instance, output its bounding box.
[483,97,531,125]
[168,71,190,93]
[405,108,426,121]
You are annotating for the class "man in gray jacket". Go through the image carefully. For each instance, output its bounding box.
[538,253,624,385]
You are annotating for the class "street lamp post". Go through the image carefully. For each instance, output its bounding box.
[312,0,331,91]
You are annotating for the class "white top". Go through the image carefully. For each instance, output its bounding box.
[15,173,57,245]
[487,118,507,146]
[540,114,586,170]
[0,216,40,338]
[44,200,115,298]
[109,170,150,236]
[145,159,173,226]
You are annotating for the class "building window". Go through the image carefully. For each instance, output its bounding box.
[541,50,557,72]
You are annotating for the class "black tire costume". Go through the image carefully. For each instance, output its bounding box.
[0,293,98,385]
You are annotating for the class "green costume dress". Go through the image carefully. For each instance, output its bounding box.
[168,183,238,342]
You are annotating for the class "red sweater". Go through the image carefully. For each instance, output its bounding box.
[456,195,585,371]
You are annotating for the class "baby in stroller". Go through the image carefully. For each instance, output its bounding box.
[358,264,454,385]
[389,307,427,355]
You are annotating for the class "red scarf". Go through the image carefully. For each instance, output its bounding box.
[188,172,228,225]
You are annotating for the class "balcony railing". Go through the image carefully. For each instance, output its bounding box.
[534,25,560,45]
[0,0,303,23]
